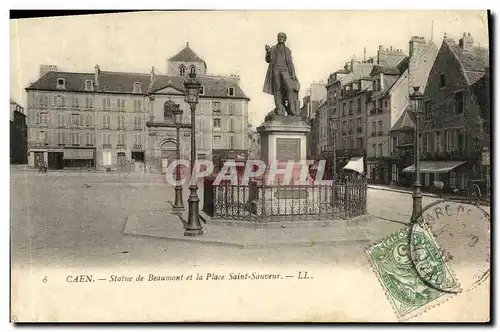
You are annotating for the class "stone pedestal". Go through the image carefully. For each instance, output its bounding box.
[247,115,323,220]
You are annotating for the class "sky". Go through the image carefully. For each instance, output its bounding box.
[10,10,489,126]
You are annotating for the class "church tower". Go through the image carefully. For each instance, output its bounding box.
[167,42,207,77]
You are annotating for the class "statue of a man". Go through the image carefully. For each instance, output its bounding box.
[263,32,300,116]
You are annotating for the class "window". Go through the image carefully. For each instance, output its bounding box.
[392,164,398,182]
[228,87,235,96]
[455,91,464,115]
[57,132,65,145]
[357,98,362,113]
[102,115,110,128]
[457,129,465,151]
[356,117,361,128]
[56,95,66,108]
[134,116,142,129]
[85,114,92,127]
[424,173,430,186]
[57,78,66,89]
[372,144,377,157]
[117,115,125,129]
[118,133,126,146]
[117,98,125,111]
[435,131,441,153]
[51,96,57,106]
[372,122,376,135]
[228,103,235,115]
[133,133,141,146]
[213,118,221,129]
[179,65,186,77]
[85,80,93,91]
[425,101,432,120]
[133,82,142,93]
[85,132,93,146]
[40,113,48,124]
[133,99,142,112]
[439,73,446,88]
[190,66,196,75]
[229,135,234,149]
[349,101,353,115]
[199,86,205,95]
[213,101,221,113]
[102,133,111,147]
[378,120,383,133]
[378,143,383,157]
[71,114,80,125]
[85,97,93,109]
[342,103,347,116]
[57,113,64,127]
[71,132,81,146]
[229,119,235,132]
[425,132,431,153]
[213,135,221,147]
[102,98,111,110]
[392,136,398,153]
[72,97,80,109]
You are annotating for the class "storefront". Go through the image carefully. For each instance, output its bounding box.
[402,160,468,192]
[63,148,95,169]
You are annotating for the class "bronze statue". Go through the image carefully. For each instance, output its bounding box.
[263,32,300,117]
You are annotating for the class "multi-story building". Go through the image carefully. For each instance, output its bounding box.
[316,100,328,155]
[25,43,250,172]
[10,99,27,164]
[366,37,438,183]
[324,58,375,173]
[301,83,327,160]
[400,33,490,192]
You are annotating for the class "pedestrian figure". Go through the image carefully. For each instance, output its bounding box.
[434,180,444,198]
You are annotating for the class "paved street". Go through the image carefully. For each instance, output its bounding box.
[10,166,488,269]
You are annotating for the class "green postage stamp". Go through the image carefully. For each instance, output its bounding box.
[367,225,460,321]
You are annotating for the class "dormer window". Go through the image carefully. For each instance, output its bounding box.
[228,87,235,96]
[190,65,196,75]
[179,65,186,77]
[85,80,93,91]
[57,78,66,89]
[199,86,205,95]
[133,82,142,93]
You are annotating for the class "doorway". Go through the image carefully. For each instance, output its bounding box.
[117,152,127,172]
[160,139,177,175]
[48,152,64,170]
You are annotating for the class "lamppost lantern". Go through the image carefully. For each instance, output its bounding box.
[409,86,425,223]
[183,71,203,237]
[171,102,185,214]
[184,72,201,104]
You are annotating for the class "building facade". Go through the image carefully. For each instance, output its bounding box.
[10,99,27,164]
[366,37,438,184]
[25,43,250,172]
[401,33,490,192]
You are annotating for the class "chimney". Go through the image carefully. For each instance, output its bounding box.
[94,65,100,89]
[459,32,474,51]
[409,36,426,57]
[39,64,58,78]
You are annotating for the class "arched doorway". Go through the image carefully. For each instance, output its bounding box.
[160,139,177,175]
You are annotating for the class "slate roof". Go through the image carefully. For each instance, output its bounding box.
[151,74,249,100]
[446,40,489,85]
[390,104,416,132]
[26,70,249,100]
[370,65,404,76]
[168,43,207,69]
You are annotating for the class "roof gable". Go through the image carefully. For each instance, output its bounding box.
[445,40,489,85]
[168,43,207,68]
[155,85,185,95]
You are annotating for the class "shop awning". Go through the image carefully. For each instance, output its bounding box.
[343,157,364,174]
[402,161,466,173]
[63,149,94,160]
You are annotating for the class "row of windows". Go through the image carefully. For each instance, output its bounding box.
[55,78,143,93]
[340,137,365,150]
[34,130,143,146]
[34,112,144,129]
[423,91,465,120]
[417,128,466,154]
[35,95,144,111]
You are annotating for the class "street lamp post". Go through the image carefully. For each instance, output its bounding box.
[410,86,425,223]
[172,103,185,213]
[183,72,203,236]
